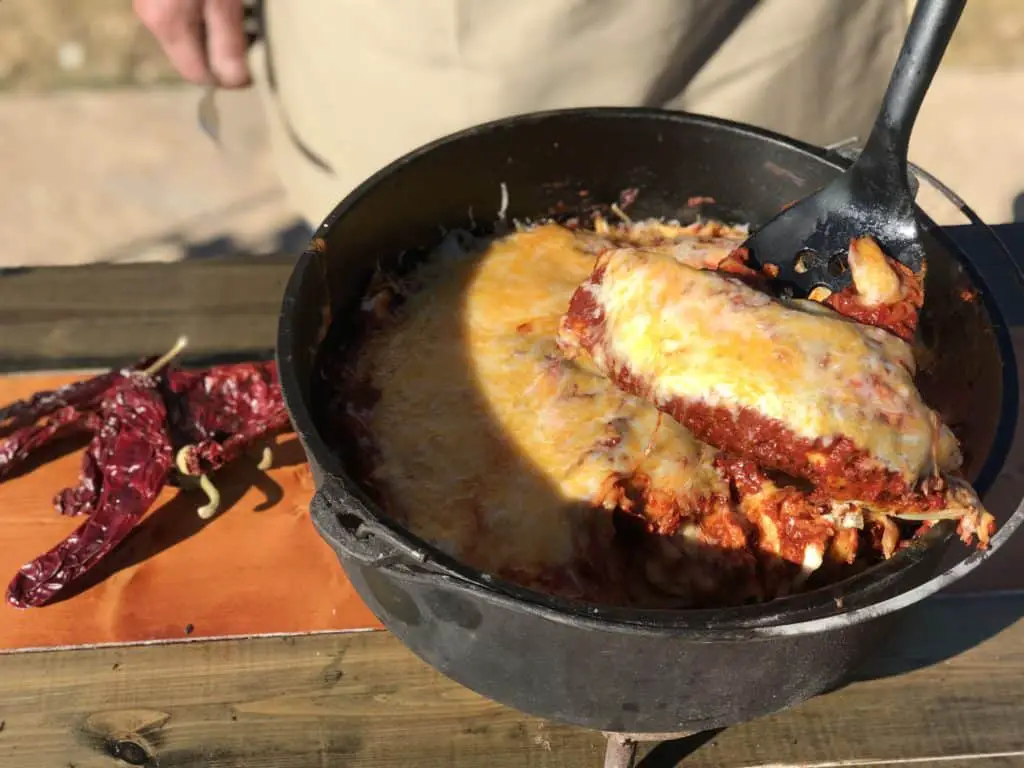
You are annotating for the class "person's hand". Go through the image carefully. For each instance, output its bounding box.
[134,0,251,88]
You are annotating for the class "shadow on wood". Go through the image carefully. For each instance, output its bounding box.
[45,435,306,605]
[636,729,724,767]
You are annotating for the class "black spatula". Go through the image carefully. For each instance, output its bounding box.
[740,0,966,295]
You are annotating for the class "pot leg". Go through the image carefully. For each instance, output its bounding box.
[603,734,638,768]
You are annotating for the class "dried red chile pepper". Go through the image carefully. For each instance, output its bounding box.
[0,407,99,482]
[0,353,168,437]
[2,341,290,609]
[166,362,289,518]
[168,362,287,448]
[0,370,125,435]
[7,377,173,608]
[54,408,120,518]
[0,343,183,479]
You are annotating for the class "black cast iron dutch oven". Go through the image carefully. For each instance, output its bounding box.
[276,109,1024,735]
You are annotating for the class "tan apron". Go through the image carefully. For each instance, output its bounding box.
[250,0,907,227]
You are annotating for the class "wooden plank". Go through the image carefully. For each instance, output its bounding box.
[0,631,604,768]
[0,593,1020,768]
[0,373,381,653]
[0,256,293,372]
[660,592,1024,767]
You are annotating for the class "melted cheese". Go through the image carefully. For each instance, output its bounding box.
[848,236,903,307]
[349,222,975,605]
[568,247,960,480]
[359,225,737,584]
[578,219,745,269]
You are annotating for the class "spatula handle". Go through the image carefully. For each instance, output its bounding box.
[865,0,966,158]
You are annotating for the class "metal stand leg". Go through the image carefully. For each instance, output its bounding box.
[601,730,700,768]
[603,733,639,768]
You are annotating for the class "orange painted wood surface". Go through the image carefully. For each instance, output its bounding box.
[0,373,382,653]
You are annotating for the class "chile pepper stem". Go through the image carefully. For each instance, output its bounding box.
[256,445,274,471]
[142,336,189,377]
[609,202,632,224]
[174,445,195,476]
[196,475,221,520]
[174,445,221,520]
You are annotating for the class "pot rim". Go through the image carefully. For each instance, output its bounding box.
[278,106,1022,638]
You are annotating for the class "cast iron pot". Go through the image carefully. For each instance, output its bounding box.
[277,108,1024,735]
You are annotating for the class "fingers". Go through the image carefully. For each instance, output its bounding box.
[134,0,210,84]
[134,0,251,88]
[204,0,251,88]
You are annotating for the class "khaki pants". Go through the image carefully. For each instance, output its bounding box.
[251,0,907,227]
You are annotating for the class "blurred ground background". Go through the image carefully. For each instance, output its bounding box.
[1,0,1023,267]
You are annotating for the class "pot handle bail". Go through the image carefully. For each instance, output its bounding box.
[309,476,456,577]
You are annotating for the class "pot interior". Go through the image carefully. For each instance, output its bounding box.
[283,108,1017,629]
